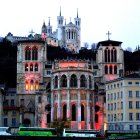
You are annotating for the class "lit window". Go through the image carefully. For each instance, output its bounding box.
[35,81,39,91]
[25,81,29,91]
[25,64,28,71]
[30,80,34,91]
[30,64,33,71]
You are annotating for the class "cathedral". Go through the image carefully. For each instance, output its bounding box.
[1,8,125,133]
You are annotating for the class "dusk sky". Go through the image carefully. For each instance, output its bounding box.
[0,0,140,50]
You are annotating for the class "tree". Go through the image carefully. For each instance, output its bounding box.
[50,118,71,136]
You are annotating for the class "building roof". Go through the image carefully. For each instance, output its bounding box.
[97,40,122,48]
[106,72,140,84]
[18,39,44,44]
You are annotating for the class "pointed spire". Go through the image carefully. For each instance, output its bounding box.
[60,6,61,16]
[77,8,79,18]
[48,17,50,26]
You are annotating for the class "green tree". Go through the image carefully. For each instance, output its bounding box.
[50,118,71,136]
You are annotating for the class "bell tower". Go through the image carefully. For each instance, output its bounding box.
[96,32,124,82]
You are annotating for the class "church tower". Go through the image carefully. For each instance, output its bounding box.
[46,17,52,37]
[57,7,64,41]
[74,8,81,49]
[96,32,124,82]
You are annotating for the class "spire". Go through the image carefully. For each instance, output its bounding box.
[60,6,61,16]
[65,19,66,25]
[48,17,50,26]
[77,8,79,18]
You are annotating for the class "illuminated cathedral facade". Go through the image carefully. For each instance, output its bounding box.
[15,10,124,132]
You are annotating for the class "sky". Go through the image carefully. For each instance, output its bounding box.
[0,0,140,50]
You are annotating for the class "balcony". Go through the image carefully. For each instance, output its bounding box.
[3,105,20,111]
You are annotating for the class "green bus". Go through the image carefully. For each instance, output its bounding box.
[18,127,57,136]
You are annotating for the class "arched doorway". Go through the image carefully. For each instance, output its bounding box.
[23,118,31,127]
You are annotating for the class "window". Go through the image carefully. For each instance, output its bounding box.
[114,93,116,100]
[114,103,116,110]
[70,74,77,87]
[136,82,139,86]
[136,91,140,98]
[128,82,132,85]
[109,65,112,74]
[128,91,132,98]
[81,104,85,121]
[108,104,110,111]
[108,94,110,101]
[63,104,67,120]
[35,63,38,71]
[111,103,113,110]
[121,102,123,109]
[129,125,133,130]
[12,111,16,116]
[25,46,31,60]
[117,92,119,99]
[72,104,76,121]
[47,70,51,75]
[32,47,38,60]
[35,81,39,91]
[12,118,16,127]
[111,93,113,100]
[114,65,117,74]
[25,81,29,91]
[136,113,140,120]
[121,91,123,98]
[80,75,87,88]
[11,99,15,106]
[30,64,33,71]
[136,101,140,109]
[129,101,133,109]
[4,118,8,127]
[25,64,28,71]
[114,114,116,121]
[30,80,34,91]
[54,76,58,88]
[137,125,140,130]
[61,75,67,87]
[89,75,92,89]
[105,65,108,74]
[121,113,123,121]
[129,113,133,120]
[108,114,110,122]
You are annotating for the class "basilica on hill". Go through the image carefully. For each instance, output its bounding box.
[0,8,128,133]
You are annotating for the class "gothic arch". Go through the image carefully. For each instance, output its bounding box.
[105,65,108,74]
[114,65,117,74]
[30,64,33,71]
[109,65,112,74]
[54,75,58,88]
[81,104,85,121]
[72,104,76,121]
[70,74,77,87]
[60,75,67,88]
[25,46,31,60]
[35,63,38,71]
[35,81,39,91]
[25,81,29,91]
[89,75,92,89]
[32,46,38,60]
[25,63,28,71]
[30,80,34,91]
[62,104,67,120]
[80,75,87,88]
